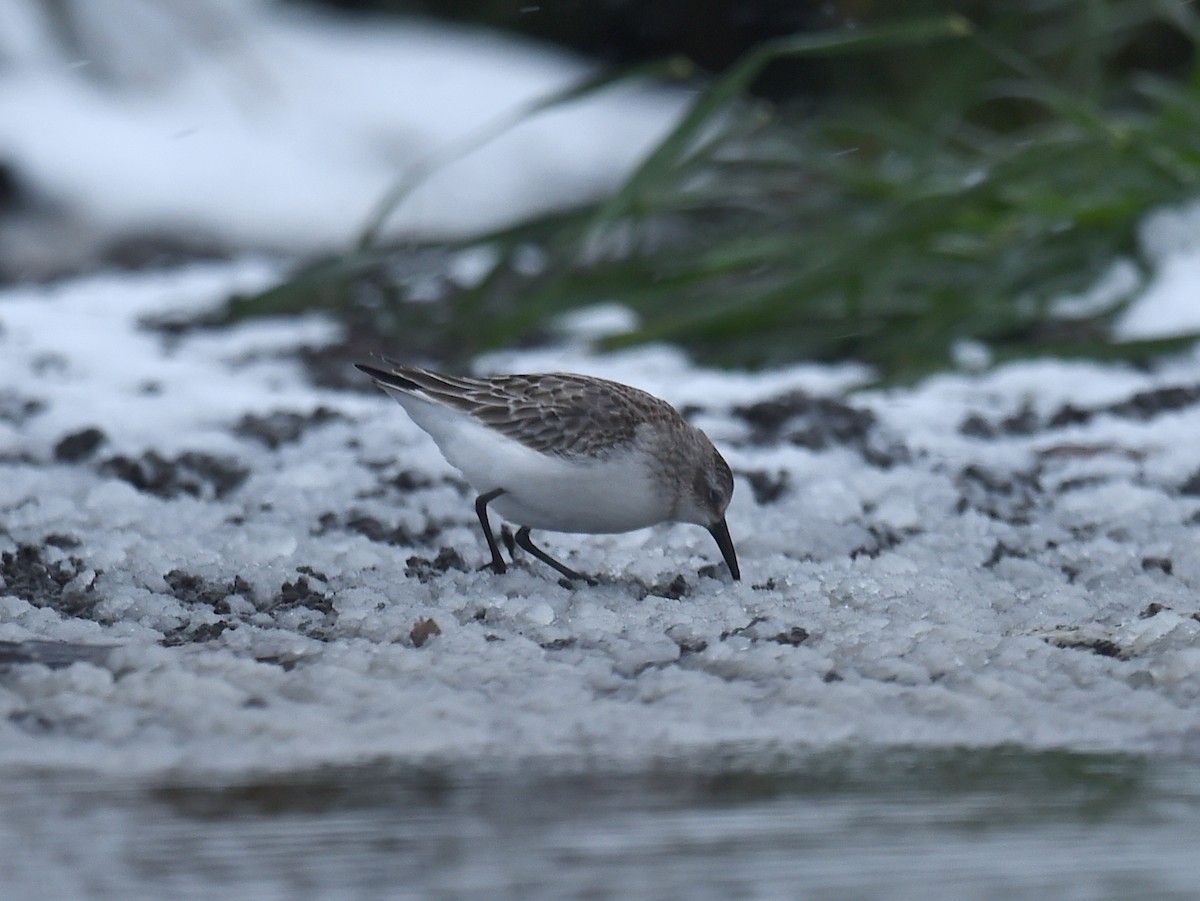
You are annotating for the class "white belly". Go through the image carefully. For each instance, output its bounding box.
[393,391,670,533]
[489,451,665,533]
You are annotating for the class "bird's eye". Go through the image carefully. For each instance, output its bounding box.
[707,486,723,507]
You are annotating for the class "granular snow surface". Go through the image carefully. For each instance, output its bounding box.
[2,259,1200,780]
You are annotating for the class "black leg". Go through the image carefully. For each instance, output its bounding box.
[500,524,516,557]
[475,489,507,574]
[514,527,595,584]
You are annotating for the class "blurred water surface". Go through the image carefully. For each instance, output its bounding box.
[3,748,1200,899]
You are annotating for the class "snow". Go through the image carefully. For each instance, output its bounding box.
[2,234,1200,778]
[1,0,1200,786]
[0,0,684,261]
[1114,199,1200,339]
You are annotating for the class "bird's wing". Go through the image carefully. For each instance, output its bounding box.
[359,363,674,457]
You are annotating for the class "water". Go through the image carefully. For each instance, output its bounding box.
[3,749,1199,900]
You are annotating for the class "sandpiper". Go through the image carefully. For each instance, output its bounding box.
[356,362,740,582]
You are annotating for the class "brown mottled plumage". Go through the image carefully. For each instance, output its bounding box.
[356,362,739,582]
[367,367,685,457]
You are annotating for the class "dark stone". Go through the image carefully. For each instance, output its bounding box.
[988,384,1200,438]
[983,541,1026,569]
[1087,639,1123,658]
[1048,636,1125,659]
[769,626,809,647]
[720,615,767,641]
[164,569,235,614]
[1055,476,1108,493]
[1110,384,1200,420]
[343,513,440,547]
[850,524,910,560]
[674,638,708,655]
[410,617,442,647]
[650,574,689,600]
[7,711,55,734]
[273,576,333,614]
[161,620,229,647]
[736,391,872,446]
[0,545,91,614]
[234,407,342,450]
[254,654,301,671]
[1141,556,1173,575]
[955,464,1042,524]
[158,571,264,643]
[1000,404,1039,436]
[231,575,257,601]
[55,428,106,462]
[405,547,469,582]
[967,385,1200,440]
[961,404,1044,437]
[958,414,995,438]
[0,392,43,425]
[1180,469,1200,496]
[99,451,248,500]
[742,469,788,505]
[1047,404,1092,429]
[388,470,432,492]
[734,390,907,467]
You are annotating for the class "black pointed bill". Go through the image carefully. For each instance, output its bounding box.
[707,517,740,581]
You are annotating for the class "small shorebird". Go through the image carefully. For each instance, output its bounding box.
[356,362,740,582]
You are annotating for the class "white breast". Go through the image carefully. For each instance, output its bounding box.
[489,447,667,533]
[388,389,671,533]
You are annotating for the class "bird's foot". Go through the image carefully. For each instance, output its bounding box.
[556,571,599,588]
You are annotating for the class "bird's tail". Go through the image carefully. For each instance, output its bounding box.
[354,363,420,393]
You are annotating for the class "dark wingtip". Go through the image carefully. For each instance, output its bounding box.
[355,362,418,392]
[707,517,740,581]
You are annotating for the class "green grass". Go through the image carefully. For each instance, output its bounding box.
[226,2,1200,380]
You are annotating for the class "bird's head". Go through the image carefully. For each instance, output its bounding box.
[676,443,739,580]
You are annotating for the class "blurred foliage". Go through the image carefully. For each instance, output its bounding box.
[232,1,1200,379]
[314,0,835,98]
[302,0,1196,100]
